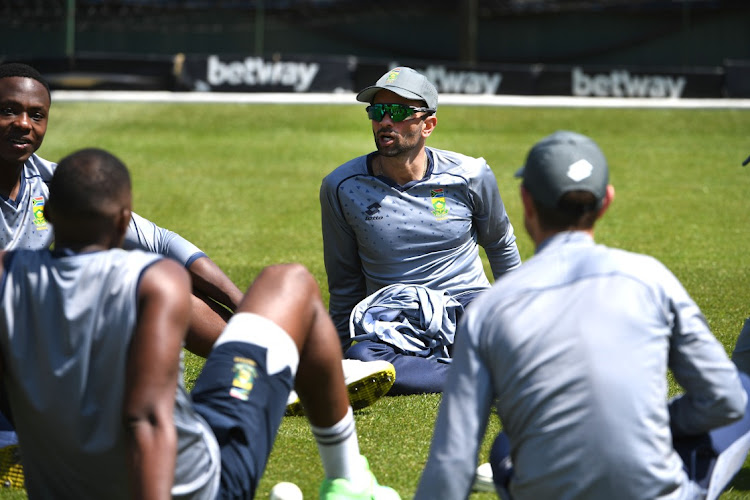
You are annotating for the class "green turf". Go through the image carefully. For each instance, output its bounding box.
[2,101,749,498]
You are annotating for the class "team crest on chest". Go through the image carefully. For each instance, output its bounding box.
[32,196,48,231]
[430,189,449,220]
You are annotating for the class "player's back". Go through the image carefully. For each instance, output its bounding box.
[478,231,691,499]
[0,248,160,499]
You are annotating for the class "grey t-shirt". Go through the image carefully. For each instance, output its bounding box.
[416,231,746,500]
[320,147,521,341]
[0,248,220,499]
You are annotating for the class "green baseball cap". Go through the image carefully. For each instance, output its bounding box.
[515,131,609,209]
[356,67,438,111]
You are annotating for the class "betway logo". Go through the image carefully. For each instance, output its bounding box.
[572,67,686,98]
[422,65,502,94]
[206,55,319,91]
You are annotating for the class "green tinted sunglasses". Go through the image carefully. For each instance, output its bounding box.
[366,103,434,122]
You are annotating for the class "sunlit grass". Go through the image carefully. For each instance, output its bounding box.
[4,101,748,499]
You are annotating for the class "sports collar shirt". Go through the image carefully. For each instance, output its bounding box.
[416,231,746,499]
[320,147,521,342]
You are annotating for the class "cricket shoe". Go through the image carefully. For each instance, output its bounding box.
[472,462,495,493]
[286,359,396,416]
[0,445,24,489]
[320,455,401,500]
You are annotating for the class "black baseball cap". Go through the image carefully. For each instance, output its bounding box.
[515,131,609,209]
[356,67,438,111]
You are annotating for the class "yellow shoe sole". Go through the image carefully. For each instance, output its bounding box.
[347,364,396,411]
[0,445,24,490]
[286,364,396,416]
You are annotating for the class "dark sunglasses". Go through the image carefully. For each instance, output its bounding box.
[366,103,434,122]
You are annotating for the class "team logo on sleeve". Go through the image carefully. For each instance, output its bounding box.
[32,196,48,231]
[229,357,258,401]
[430,189,449,220]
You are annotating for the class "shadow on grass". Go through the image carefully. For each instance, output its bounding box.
[730,467,750,492]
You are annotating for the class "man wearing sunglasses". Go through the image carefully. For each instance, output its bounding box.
[320,67,522,395]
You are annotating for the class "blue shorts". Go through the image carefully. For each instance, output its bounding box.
[190,318,296,499]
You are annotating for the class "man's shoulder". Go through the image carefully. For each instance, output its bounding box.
[138,251,189,285]
[107,249,167,277]
[25,154,57,180]
[322,154,369,187]
[493,239,671,298]
[578,241,665,275]
[429,148,488,176]
[81,249,169,291]
[603,245,672,283]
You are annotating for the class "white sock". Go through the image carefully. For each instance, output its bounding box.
[310,406,363,481]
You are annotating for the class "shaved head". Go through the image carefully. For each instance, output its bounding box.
[47,148,132,249]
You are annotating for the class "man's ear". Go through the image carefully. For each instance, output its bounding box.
[422,114,437,138]
[116,208,131,244]
[597,184,615,219]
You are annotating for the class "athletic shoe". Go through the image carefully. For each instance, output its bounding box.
[0,445,24,489]
[341,359,396,411]
[320,455,401,500]
[472,462,495,492]
[286,359,396,416]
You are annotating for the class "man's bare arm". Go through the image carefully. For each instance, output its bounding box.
[124,258,192,500]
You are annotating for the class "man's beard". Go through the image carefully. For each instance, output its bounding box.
[374,127,421,157]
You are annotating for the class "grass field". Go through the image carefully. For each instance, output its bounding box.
[1,100,749,499]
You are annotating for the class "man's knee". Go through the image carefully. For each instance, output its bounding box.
[345,341,387,362]
[254,263,316,290]
[242,263,321,310]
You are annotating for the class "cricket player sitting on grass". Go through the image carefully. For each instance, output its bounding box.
[0,147,401,500]
[0,62,242,355]
[320,66,521,396]
[0,61,395,485]
[416,130,750,500]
